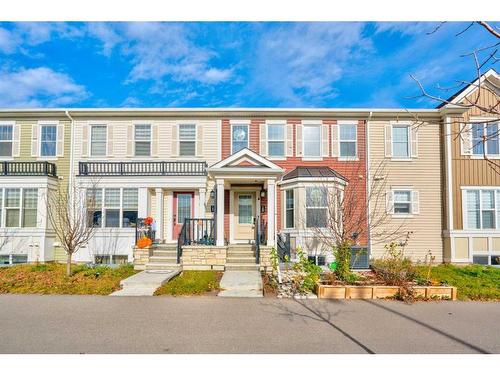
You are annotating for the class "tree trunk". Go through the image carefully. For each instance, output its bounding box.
[66,253,72,277]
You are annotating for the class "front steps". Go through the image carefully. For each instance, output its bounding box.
[145,244,180,271]
[225,244,259,271]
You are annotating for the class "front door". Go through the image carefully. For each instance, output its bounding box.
[234,192,256,242]
[173,192,194,239]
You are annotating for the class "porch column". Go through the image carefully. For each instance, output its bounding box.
[267,179,276,246]
[199,188,206,218]
[138,188,150,218]
[155,188,164,243]
[216,179,225,246]
[165,190,173,242]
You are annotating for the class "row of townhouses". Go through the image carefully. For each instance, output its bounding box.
[0,70,499,270]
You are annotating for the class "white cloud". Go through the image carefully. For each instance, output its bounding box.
[249,22,372,106]
[374,22,440,36]
[0,27,20,54]
[89,22,233,85]
[0,67,88,107]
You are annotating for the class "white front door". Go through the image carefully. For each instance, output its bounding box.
[234,192,256,242]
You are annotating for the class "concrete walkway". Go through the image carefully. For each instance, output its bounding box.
[111,270,180,296]
[217,270,263,297]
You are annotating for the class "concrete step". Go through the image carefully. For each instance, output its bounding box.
[227,250,255,256]
[225,263,260,271]
[226,256,256,264]
[153,250,177,257]
[145,263,181,271]
[149,255,177,263]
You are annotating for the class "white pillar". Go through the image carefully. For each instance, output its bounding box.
[165,190,173,242]
[216,179,225,246]
[138,188,149,218]
[267,179,276,246]
[155,188,164,243]
[199,188,206,218]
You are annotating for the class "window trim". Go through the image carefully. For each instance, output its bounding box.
[267,123,285,159]
[178,123,197,157]
[176,193,193,225]
[392,189,412,216]
[87,188,138,229]
[302,123,322,159]
[305,186,328,228]
[89,124,108,157]
[0,121,14,159]
[462,187,500,230]
[284,189,294,229]
[470,120,500,158]
[0,187,39,228]
[38,123,58,158]
[231,123,250,154]
[338,122,358,160]
[134,123,152,157]
[391,124,411,159]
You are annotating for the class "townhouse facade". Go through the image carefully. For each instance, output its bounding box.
[0,69,498,269]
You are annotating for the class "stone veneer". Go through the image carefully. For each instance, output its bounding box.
[133,246,153,270]
[259,246,273,272]
[182,246,227,270]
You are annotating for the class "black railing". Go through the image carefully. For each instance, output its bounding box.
[135,218,155,244]
[78,161,207,176]
[0,161,57,177]
[255,219,260,265]
[276,232,291,261]
[177,218,216,264]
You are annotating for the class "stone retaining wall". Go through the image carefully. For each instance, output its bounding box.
[259,246,273,273]
[133,246,153,270]
[182,246,227,271]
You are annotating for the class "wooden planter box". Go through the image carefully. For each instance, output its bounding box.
[316,283,457,300]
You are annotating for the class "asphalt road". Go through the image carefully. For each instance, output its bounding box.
[0,294,498,354]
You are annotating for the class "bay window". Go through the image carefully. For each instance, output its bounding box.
[285,189,294,228]
[22,189,38,227]
[5,188,20,227]
[306,186,328,228]
[303,125,321,158]
[268,124,285,157]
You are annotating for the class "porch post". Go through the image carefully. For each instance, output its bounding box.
[138,188,149,218]
[216,179,225,246]
[199,188,206,218]
[165,190,173,242]
[155,188,164,243]
[267,179,276,246]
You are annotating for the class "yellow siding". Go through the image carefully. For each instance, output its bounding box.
[369,120,443,261]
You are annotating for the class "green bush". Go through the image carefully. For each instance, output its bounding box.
[293,247,322,293]
[332,241,353,281]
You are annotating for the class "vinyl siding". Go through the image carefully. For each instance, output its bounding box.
[369,120,443,261]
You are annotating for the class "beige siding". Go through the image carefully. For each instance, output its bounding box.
[369,120,443,261]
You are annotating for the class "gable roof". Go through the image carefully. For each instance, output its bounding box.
[209,147,284,173]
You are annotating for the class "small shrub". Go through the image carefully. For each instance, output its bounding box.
[291,247,322,294]
[332,241,352,281]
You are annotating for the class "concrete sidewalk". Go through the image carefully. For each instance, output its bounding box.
[0,295,498,354]
[217,271,263,297]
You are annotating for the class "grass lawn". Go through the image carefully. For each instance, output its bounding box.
[154,270,222,296]
[417,264,500,301]
[0,263,137,295]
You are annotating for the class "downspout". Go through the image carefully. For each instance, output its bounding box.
[366,111,373,260]
[64,110,76,194]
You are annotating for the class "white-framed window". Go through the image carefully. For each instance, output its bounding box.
[231,124,249,154]
[0,123,13,157]
[393,190,412,214]
[0,254,28,265]
[94,255,129,265]
[387,189,419,216]
[285,189,294,229]
[179,124,196,156]
[392,125,410,158]
[134,124,151,156]
[464,189,500,229]
[472,122,500,156]
[303,124,321,158]
[306,186,328,228]
[40,124,57,157]
[268,124,285,157]
[87,188,138,229]
[339,124,357,158]
[0,188,38,228]
[90,125,107,156]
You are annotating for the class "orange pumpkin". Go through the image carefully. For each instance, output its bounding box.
[137,237,153,248]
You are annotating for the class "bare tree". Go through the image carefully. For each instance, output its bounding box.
[46,180,99,276]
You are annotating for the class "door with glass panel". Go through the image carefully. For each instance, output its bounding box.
[234,192,256,241]
[173,192,194,239]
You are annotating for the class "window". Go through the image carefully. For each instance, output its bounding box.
[285,189,294,228]
[465,189,500,229]
[134,124,151,156]
[238,194,253,224]
[22,189,38,227]
[0,188,38,228]
[306,186,327,228]
[392,125,410,157]
[87,188,138,229]
[94,255,129,265]
[179,124,196,156]
[0,254,27,265]
[339,124,357,157]
[90,125,107,156]
[303,125,321,158]
[5,188,20,227]
[231,125,249,154]
[40,125,57,157]
[0,124,13,157]
[472,123,500,156]
[268,124,285,157]
[393,190,412,214]
[177,194,192,225]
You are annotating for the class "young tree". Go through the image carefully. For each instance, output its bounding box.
[46,180,99,276]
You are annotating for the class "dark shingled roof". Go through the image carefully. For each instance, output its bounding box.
[282,166,348,181]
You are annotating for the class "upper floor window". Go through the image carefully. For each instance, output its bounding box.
[268,124,285,157]
[306,186,328,228]
[87,188,138,229]
[179,124,196,156]
[0,188,38,228]
[90,125,107,156]
[0,124,13,157]
[285,189,294,229]
[232,124,249,154]
[40,125,57,157]
[392,125,410,158]
[134,124,151,156]
[303,125,321,158]
[472,122,499,156]
[339,124,357,158]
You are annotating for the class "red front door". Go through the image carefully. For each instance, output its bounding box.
[173,192,194,239]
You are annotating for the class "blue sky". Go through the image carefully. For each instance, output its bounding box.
[0,22,497,108]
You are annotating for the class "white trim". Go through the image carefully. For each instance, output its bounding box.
[209,147,284,172]
[230,123,249,155]
[445,68,500,106]
[338,122,358,159]
[266,120,286,159]
[390,121,412,159]
[302,123,322,159]
[445,116,454,232]
[37,121,59,159]
[0,121,15,159]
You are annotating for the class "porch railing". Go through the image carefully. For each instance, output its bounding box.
[1,161,57,177]
[78,161,207,176]
[177,218,216,263]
